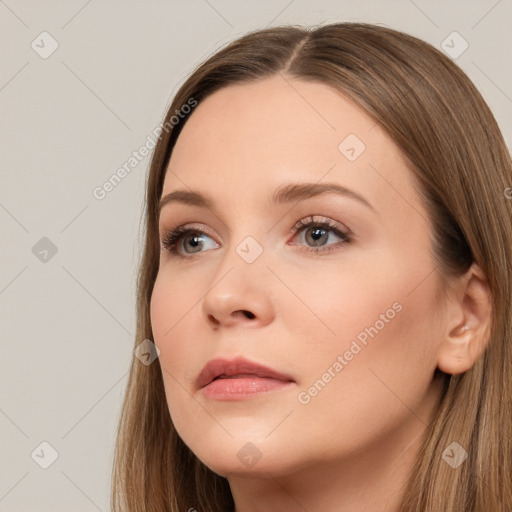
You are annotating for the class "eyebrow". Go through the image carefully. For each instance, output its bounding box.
[158,182,376,217]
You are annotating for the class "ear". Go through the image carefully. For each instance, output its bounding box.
[436,262,493,375]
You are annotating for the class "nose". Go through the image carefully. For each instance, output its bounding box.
[201,250,275,330]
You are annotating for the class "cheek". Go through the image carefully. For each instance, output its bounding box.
[150,262,206,337]
[150,274,205,434]
[289,261,441,446]
[295,241,440,369]
[150,271,202,358]
[150,273,199,377]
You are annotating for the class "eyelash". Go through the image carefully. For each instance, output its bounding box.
[160,215,352,258]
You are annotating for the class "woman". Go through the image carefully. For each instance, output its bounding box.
[111,22,512,511]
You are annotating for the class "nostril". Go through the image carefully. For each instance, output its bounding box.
[208,314,220,325]
[242,310,255,319]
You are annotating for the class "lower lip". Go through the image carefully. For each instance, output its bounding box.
[202,377,294,400]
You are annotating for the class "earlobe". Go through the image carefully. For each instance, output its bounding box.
[436,263,493,375]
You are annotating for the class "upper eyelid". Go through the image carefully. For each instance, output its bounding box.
[160,215,343,232]
[159,221,214,237]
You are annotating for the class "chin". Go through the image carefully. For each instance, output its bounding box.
[184,434,294,478]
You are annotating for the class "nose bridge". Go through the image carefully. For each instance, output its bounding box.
[212,228,268,289]
[220,204,270,269]
[201,224,274,327]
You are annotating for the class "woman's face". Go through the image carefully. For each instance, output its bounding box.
[150,76,446,479]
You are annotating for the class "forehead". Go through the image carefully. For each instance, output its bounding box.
[162,75,421,218]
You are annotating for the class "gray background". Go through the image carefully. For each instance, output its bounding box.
[0,0,511,510]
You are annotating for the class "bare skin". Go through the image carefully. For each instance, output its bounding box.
[150,75,492,512]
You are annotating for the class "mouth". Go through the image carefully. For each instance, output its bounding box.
[212,373,270,380]
[196,357,295,400]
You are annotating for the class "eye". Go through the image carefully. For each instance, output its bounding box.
[288,215,352,254]
[160,224,219,257]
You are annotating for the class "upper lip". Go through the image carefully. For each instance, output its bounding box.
[196,356,294,389]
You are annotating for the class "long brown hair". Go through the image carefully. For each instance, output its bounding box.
[111,22,512,511]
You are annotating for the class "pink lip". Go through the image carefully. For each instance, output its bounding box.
[196,356,294,400]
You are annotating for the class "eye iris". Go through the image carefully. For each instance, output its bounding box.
[306,226,328,246]
[184,234,203,253]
